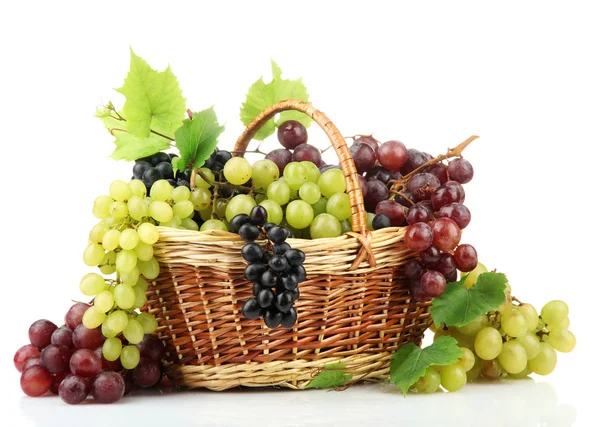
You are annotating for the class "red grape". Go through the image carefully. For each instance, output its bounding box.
[431,217,461,251]
[133,357,162,388]
[65,303,90,329]
[375,200,406,226]
[420,245,441,265]
[365,165,393,183]
[354,135,379,156]
[409,278,429,302]
[377,140,408,171]
[22,356,43,372]
[454,244,478,272]
[405,222,434,252]
[405,259,424,280]
[364,179,389,212]
[94,347,122,371]
[277,120,307,149]
[425,163,449,184]
[70,349,102,378]
[20,365,53,397]
[406,204,432,225]
[400,149,428,175]
[444,181,465,203]
[91,372,125,404]
[432,253,456,277]
[51,326,74,348]
[50,372,69,395]
[14,344,41,372]
[136,335,166,362]
[431,182,462,210]
[291,143,322,165]
[72,324,104,349]
[448,158,474,184]
[265,149,292,175]
[357,175,367,197]
[29,319,58,350]
[41,344,71,373]
[420,270,447,297]
[319,164,341,173]
[59,374,90,404]
[350,142,377,174]
[437,203,471,229]
[407,173,441,194]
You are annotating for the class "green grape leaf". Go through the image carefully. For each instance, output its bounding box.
[305,364,352,389]
[174,107,224,172]
[240,60,311,141]
[431,272,508,328]
[389,336,462,395]
[116,49,186,139]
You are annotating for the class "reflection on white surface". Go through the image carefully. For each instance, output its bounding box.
[16,379,576,427]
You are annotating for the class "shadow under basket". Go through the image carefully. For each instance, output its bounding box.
[143,100,432,391]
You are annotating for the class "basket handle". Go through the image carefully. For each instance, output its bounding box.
[233,100,375,267]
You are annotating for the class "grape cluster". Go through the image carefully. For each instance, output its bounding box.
[13,304,167,404]
[409,264,577,393]
[234,206,304,328]
[133,152,186,192]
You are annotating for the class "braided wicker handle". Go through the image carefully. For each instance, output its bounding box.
[234,100,368,236]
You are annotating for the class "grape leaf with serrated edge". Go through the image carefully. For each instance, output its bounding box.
[240,60,310,141]
[305,363,352,389]
[174,107,224,172]
[430,272,508,328]
[116,49,186,139]
[389,336,462,395]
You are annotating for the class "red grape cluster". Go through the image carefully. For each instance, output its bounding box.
[13,303,167,404]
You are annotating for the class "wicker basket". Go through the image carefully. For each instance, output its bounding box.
[145,100,431,391]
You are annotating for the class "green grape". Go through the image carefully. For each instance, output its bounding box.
[99,251,117,275]
[310,213,342,239]
[318,169,346,198]
[181,217,199,231]
[466,357,482,382]
[447,328,475,351]
[101,229,121,252]
[215,198,228,218]
[149,201,174,223]
[501,308,528,338]
[547,317,570,331]
[190,188,212,210]
[102,337,122,362]
[138,257,160,279]
[120,345,141,370]
[299,182,322,205]
[116,250,137,274]
[517,303,539,331]
[225,194,256,222]
[136,277,149,292]
[173,200,194,218]
[286,200,314,229]
[123,319,144,344]
[113,284,135,309]
[474,327,502,360]
[366,212,375,231]
[82,307,106,329]
[339,219,352,233]
[199,219,227,232]
[127,195,148,221]
[101,321,118,339]
[412,367,441,394]
[194,168,215,189]
[118,228,138,251]
[267,181,291,205]
[137,312,158,334]
[83,243,105,267]
[89,222,109,243]
[255,194,266,204]
[252,159,280,189]
[259,200,283,224]
[160,215,182,228]
[547,328,576,353]
[119,267,140,286]
[509,366,532,379]
[301,161,321,184]
[283,162,308,190]
[128,179,147,198]
[137,223,159,245]
[93,195,113,219]
[326,193,352,221]
[528,342,557,375]
[109,180,132,202]
[79,273,106,296]
[457,314,489,336]
[150,179,174,202]
[94,290,114,313]
[224,157,252,185]
[463,262,487,288]
[439,364,467,392]
[480,358,503,381]
[310,197,327,216]
[133,285,147,308]
[516,332,541,360]
[458,347,475,371]
[109,201,129,220]
[106,310,128,334]
[172,186,191,203]
[498,340,528,374]
[541,300,569,326]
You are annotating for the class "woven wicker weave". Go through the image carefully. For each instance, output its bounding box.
[145,100,431,390]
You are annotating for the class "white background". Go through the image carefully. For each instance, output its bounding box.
[0,1,597,426]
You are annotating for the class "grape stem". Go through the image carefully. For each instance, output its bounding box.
[194,169,263,195]
[104,105,176,143]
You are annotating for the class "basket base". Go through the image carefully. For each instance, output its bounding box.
[166,352,393,391]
